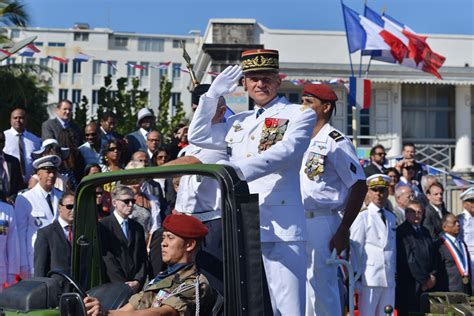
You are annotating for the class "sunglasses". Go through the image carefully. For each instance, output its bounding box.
[61,204,74,210]
[118,198,136,205]
[370,187,387,193]
[108,147,119,152]
[374,152,386,156]
[95,191,104,196]
[85,133,97,137]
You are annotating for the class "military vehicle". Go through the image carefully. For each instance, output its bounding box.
[0,164,270,315]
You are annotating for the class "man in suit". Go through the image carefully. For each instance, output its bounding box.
[34,192,74,277]
[126,108,155,156]
[364,144,387,177]
[0,131,27,201]
[15,155,63,278]
[100,185,147,293]
[437,214,472,295]
[99,111,123,145]
[145,130,162,164]
[393,185,414,226]
[41,100,82,148]
[3,108,42,183]
[396,200,438,316]
[188,50,316,315]
[423,182,449,240]
[458,187,474,292]
[350,174,397,316]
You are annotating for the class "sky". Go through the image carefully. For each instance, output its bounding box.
[25,0,474,36]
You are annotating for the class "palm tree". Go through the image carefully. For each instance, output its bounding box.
[0,0,29,44]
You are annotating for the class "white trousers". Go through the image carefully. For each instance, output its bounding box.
[261,241,306,316]
[358,286,395,316]
[305,214,341,316]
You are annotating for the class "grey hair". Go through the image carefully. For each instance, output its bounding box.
[395,185,413,198]
[111,185,134,200]
[126,160,145,170]
[421,175,439,194]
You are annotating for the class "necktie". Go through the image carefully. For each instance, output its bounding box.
[256,108,265,118]
[415,226,421,236]
[46,193,54,216]
[66,225,73,243]
[378,209,386,226]
[64,121,70,129]
[0,156,7,195]
[18,133,26,177]
[121,220,129,240]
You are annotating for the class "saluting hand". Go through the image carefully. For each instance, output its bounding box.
[207,65,242,98]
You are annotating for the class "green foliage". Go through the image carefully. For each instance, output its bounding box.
[96,75,149,136]
[74,95,89,127]
[157,75,187,142]
[0,0,29,43]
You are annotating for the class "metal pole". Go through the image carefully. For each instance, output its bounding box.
[341,0,355,77]
[352,106,358,148]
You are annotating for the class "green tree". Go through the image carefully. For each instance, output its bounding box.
[74,95,89,127]
[157,75,187,142]
[96,75,149,135]
[0,0,29,43]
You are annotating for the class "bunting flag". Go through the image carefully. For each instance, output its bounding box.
[0,49,13,57]
[19,44,41,57]
[127,62,145,70]
[47,55,68,64]
[99,60,118,71]
[348,76,371,109]
[362,5,446,79]
[74,52,91,62]
[150,61,171,69]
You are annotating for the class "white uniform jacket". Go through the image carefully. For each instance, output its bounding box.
[300,123,365,212]
[189,95,316,242]
[350,202,397,287]
[15,184,62,275]
[0,201,20,288]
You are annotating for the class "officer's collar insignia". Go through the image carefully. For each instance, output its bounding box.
[329,130,343,142]
[317,144,326,150]
[232,123,243,132]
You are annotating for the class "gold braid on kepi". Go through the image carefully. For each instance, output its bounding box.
[241,49,279,73]
[366,174,391,188]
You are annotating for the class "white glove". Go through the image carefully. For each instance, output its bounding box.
[207,65,242,98]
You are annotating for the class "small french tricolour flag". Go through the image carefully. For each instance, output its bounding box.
[348,76,371,109]
[74,52,90,62]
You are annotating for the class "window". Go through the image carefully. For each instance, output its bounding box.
[172,63,181,79]
[6,58,15,65]
[10,29,20,38]
[138,38,164,52]
[114,37,128,48]
[40,58,49,67]
[48,42,66,47]
[74,32,89,41]
[171,93,181,108]
[72,89,82,105]
[127,62,136,77]
[25,58,35,64]
[107,61,117,76]
[73,60,82,74]
[93,60,102,75]
[59,89,68,101]
[172,40,182,48]
[34,42,44,47]
[92,90,99,105]
[402,84,455,139]
[346,105,371,145]
[140,62,149,77]
[159,68,168,78]
[59,61,68,73]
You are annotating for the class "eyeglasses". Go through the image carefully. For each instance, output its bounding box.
[374,152,386,156]
[118,198,136,205]
[95,191,104,196]
[61,204,74,210]
[108,147,119,152]
[370,187,387,193]
[85,133,97,137]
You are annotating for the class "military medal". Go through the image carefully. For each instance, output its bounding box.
[258,118,289,152]
[440,233,470,284]
[304,152,326,181]
[232,123,243,132]
[34,218,43,227]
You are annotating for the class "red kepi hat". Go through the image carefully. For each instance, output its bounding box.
[163,214,209,239]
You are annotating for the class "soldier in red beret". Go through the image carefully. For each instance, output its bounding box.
[84,214,215,315]
[300,84,368,314]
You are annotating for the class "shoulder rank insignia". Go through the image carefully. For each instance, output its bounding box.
[304,151,326,181]
[258,118,289,153]
[329,130,344,142]
[232,123,243,132]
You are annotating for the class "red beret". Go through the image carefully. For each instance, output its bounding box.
[163,214,208,239]
[303,84,338,102]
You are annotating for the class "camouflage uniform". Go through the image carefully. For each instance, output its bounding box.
[128,263,214,315]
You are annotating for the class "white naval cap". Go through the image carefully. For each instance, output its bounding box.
[33,138,70,158]
[460,187,474,201]
[32,154,62,170]
[137,108,154,125]
[367,173,390,188]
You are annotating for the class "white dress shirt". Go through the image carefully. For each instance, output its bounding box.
[3,127,41,181]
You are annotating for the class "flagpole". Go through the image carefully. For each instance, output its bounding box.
[365,56,373,77]
[341,0,355,77]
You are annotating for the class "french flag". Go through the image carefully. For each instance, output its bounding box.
[127,62,146,70]
[74,52,91,62]
[151,61,171,69]
[0,49,13,57]
[348,76,371,109]
[47,55,68,64]
[19,44,41,57]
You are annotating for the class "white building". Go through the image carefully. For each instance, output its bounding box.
[193,19,474,172]
[4,24,201,118]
